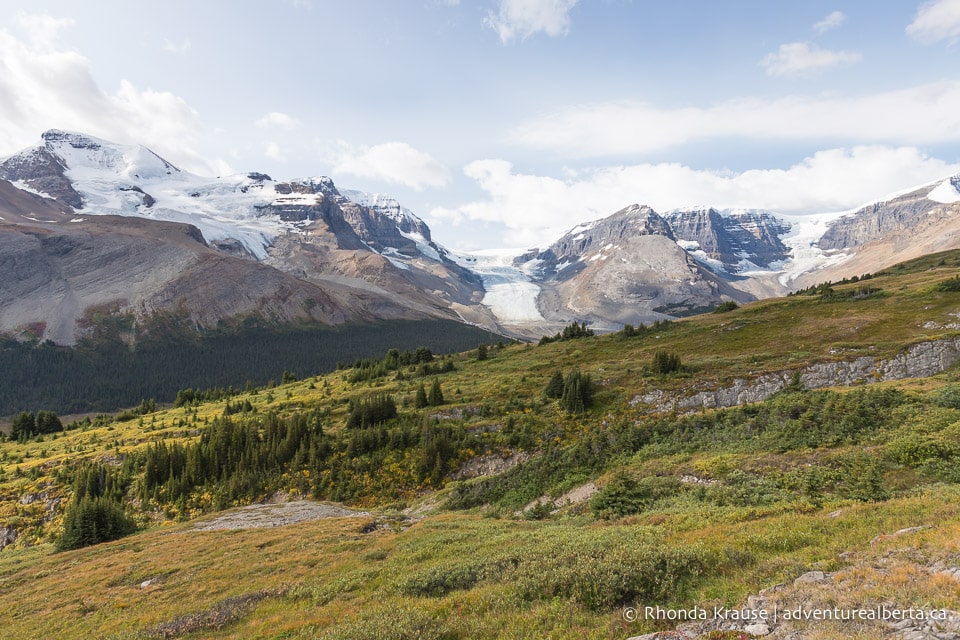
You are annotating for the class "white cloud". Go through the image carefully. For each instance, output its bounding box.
[328,142,450,190]
[907,0,960,43]
[13,12,74,47]
[762,41,862,76]
[509,81,960,157]
[431,147,960,247]
[163,38,191,55]
[255,111,301,129]
[265,141,287,163]
[813,10,846,33]
[485,0,578,43]
[0,13,213,174]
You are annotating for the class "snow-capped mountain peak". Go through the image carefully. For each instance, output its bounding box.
[41,129,181,181]
[927,175,960,204]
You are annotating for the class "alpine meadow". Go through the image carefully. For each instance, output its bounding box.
[4,2,960,639]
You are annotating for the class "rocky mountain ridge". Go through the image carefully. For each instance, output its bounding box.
[0,131,495,344]
[506,175,960,331]
[5,130,960,342]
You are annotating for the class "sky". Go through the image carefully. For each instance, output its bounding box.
[2,0,960,250]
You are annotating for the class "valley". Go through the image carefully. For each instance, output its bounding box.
[2,252,960,638]
[4,3,960,638]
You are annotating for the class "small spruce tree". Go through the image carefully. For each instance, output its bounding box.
[560,369,593,414]
[543,370,565,399]
[414,384,429,408]
[428,379,444,406]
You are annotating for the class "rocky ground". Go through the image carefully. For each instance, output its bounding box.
[190,501,368,531]
[628,525,960,640]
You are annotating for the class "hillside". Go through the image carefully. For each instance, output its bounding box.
[3,252,960,638]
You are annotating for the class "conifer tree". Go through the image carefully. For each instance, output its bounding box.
[428,379,444,406]
[543,370,565,399]
[415,384,429,408]
[560,368,593,414]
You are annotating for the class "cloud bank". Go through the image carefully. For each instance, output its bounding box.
[508,82,960,157]
[329,142,450,190]
[0,12,213,174]
[431,147,960,247]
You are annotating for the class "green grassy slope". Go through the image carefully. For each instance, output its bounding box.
[3,251,960,639]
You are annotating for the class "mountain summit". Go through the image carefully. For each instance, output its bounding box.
[4,130,960,342]
[0,131,494,344]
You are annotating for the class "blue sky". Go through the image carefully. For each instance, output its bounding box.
[2,0,960,249]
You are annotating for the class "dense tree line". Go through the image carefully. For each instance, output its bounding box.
[346,395,398,428]
[10,410,62,440]
[343,347,460,384]
[538,321,594,345]
[788,273,876,297]
[136,403,475,511]
[115,398,157,422]
[58,463,137,551]
[175,387,242,408]
[0,319,501,415]
[619,320,672,338]
[141,411,326,506]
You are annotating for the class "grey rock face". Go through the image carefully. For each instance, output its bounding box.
[527,204,675,279]
[818,186,941,251]
[640,337,960,413]
[666,207,792,271]
[0,527,17,551]
[0,146,83,208]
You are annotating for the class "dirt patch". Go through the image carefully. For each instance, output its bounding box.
[191,501,369,531]
[521,481,598,515]
[451,451,530,480]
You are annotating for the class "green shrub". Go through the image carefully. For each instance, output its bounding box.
[842,453,889,502]
[704,470,785,507]
[713,301,739,313]
[398,562,481,597]
[513,532,713,610]
[934,275,960,292]
[317,607,451,640]
[590,473,680,519]
[650,350,682,375]
[934,385,960,409]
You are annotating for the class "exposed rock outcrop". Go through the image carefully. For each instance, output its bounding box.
[0,527,17,551]
[451,452,530,480]
[636,337,960,412]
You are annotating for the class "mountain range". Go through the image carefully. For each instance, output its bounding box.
[3,129,960,344]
